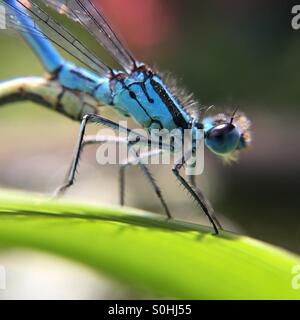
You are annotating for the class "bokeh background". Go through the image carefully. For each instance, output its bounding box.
[0,0,299,298]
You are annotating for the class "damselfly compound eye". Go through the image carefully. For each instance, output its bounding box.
[205,123,240,155]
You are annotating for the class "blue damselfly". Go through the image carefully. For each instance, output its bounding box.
[0,0,251,234]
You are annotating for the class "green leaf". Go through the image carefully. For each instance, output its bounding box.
[0,189,299,299]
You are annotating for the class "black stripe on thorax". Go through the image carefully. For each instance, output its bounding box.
[150,79,189,129]
[70,69,97,83]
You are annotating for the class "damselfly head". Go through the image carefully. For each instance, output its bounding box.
[203,111,251,161]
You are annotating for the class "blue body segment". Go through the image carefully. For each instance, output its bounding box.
[112,70,192,131]
[56,61,112,105]
[203,117,214,133]
[49,58,195,133]
[7,0,63,72]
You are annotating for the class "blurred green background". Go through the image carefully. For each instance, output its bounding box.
[0,0,299,260]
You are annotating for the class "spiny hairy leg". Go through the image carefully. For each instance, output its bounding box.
[188,175,223,230]
[53,114,145,197]
[172,154,219,235]
[54,129,171,219]
[119,148,171,218]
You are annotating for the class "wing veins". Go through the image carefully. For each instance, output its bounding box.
[44,0,137,72]
[2,0,111,74]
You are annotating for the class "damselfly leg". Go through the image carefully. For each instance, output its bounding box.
[83,136,171,218]
[188,175,223,231]
[119,148,171,219]
[54,114,171,219]
[172,154,220,234]
[53,113,135,196]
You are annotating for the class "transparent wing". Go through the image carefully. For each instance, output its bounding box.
[0,0,111,74]
[43,0,137,72]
